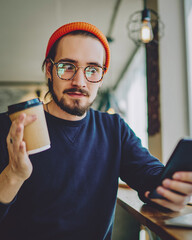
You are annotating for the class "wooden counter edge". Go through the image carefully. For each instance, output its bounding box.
[117,187,192,240]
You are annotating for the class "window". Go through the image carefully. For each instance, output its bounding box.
[115,46,148,147]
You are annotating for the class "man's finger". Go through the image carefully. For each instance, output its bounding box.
[156,186,187,205]
[148,198,184,212]
[7,113,36,152]
[173,172,192,183]
[24,114,37,126]
[162,178,192,195]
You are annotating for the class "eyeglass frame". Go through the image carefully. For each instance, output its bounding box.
[49,58,106,83]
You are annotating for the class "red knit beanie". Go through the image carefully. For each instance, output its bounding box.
[45,22,110,73]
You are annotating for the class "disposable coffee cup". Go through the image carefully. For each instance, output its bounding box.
[8,98,51,155]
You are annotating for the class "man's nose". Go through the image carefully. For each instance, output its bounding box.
[71,68,86,87]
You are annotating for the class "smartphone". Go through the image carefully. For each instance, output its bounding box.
[149,138,192,199]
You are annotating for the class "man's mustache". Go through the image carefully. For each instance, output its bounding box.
[63,88,89,96]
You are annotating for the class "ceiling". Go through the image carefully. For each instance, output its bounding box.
[0,0,143,91]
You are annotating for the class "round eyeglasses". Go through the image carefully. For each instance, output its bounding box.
[50,59,106,83]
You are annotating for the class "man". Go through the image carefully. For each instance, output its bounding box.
[0,22,192,240]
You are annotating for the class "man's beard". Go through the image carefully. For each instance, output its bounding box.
[49,80,94,117]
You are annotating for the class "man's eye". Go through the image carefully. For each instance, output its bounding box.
[58,64,74,72]
[64,64,75,71]
[87,67,98,74]
[58,63,65,68]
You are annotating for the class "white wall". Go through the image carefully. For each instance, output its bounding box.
[0,0,114,83]
[184,0,192,136]
[158,0,189,162]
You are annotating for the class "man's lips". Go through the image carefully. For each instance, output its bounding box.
[67,92,86,97]
[63,88,89,97]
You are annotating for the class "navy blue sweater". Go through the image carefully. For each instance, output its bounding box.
[0,109,164,240]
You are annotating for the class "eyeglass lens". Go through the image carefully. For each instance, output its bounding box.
[57,63,103,82]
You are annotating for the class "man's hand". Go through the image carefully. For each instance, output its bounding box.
[145,171,192,211]
[0,113,37,204]
[6,113,37,182]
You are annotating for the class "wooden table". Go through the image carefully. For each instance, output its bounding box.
[117,188,192,240]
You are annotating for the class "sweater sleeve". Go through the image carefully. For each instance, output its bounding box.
[0,112,14,222]
[119,118,164,201]
[0,198,17,222]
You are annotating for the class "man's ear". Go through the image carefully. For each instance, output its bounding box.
[46,60,52,79]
